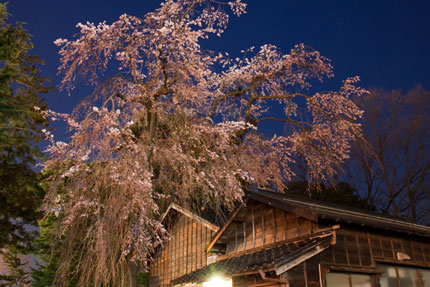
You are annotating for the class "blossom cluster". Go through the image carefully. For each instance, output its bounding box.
[44,1,365,285]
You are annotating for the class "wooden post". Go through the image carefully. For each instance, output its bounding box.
[252,205,256,248]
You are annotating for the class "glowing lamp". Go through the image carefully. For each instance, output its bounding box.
[202,276,232,287]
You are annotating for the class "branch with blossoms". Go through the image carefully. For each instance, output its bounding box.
[43,0,366,286]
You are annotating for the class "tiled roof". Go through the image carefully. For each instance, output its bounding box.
[172,235,332,285]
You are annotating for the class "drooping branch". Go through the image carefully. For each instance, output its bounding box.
[44,1,366,286]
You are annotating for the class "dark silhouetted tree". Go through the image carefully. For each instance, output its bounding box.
[346,87,430,224]
[287,181,374,210]
[0,3,52,249]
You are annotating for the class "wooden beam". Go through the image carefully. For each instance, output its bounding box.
[261,209,266,246]
[246,283,281,287]
[355,233,362,266]
[390,238,396,259]
[231,268,276,277]
[283,210,287,241]
[161,203,219,232]
[185,217,189,274]
[373,257,430,268]
[258,269,289,286]
[367,232,375,267]
[303,261,308,287]
[206,202,246,253]
[421,243,426,263]
[234,223,238,253]
[272,207,277,244]
[275,239,332,275]
[243,221,247,251]
[323,264,384,274]
[344,232,350,265]
[252,204,256,248]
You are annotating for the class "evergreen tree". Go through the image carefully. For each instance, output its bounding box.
[287,181,375,210]
[32,169,81,287]
[0,246,31,287]
[31,214,58,287]
[0,3,52,248]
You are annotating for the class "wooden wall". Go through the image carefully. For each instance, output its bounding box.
[320,228,373,267]
[221,201,317,255]
[318,226,430,268]
[232,272,288,287]
[368,230,430,264]
[218,201,430,287]
[283,225,430,287]
[149,214,217,287]
[150,200,430,287]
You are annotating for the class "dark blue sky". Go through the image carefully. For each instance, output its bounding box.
[9,0,430,126]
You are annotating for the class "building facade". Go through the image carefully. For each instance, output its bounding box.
[149,204,219,287]
[151,190,430,287]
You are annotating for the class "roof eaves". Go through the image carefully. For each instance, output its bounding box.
[247,191,318,221]
[250,190,430,237]
[173,233,334,285]
[161,203,219,232]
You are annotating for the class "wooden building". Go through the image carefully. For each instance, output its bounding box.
[169,189,430,287]
[149,204,219,287]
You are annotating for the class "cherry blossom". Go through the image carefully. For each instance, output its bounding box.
[43,1,365,286]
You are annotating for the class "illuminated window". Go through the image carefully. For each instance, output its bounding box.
[421,269,430,287]
[378,264,430,287]
[326,272,372,287]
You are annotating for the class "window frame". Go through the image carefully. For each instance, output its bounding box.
[376,262,430,287]
[319,263,383,287]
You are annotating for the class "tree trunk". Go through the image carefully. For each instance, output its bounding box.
[128,261,140,287]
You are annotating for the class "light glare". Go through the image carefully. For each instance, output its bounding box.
[202,276,232,287]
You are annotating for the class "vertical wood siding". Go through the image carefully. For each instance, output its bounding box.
[219,201,430,287]
[285,226,430,287]
[150,200,430,287]
[318,227,430,268]
[149,214,216,287]
[223,201,316,255]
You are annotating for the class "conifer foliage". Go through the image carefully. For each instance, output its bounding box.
[0,3,51,249]
[44,0,365,285]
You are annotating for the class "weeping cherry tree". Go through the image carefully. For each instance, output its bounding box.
[42,0,365,286]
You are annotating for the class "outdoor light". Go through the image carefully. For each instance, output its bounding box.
[202,276,232,287]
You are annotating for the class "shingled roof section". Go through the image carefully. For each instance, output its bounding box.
[248,189,430,237]
[172,234,333,285]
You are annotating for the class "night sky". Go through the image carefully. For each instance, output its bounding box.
[8,0,430,138]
